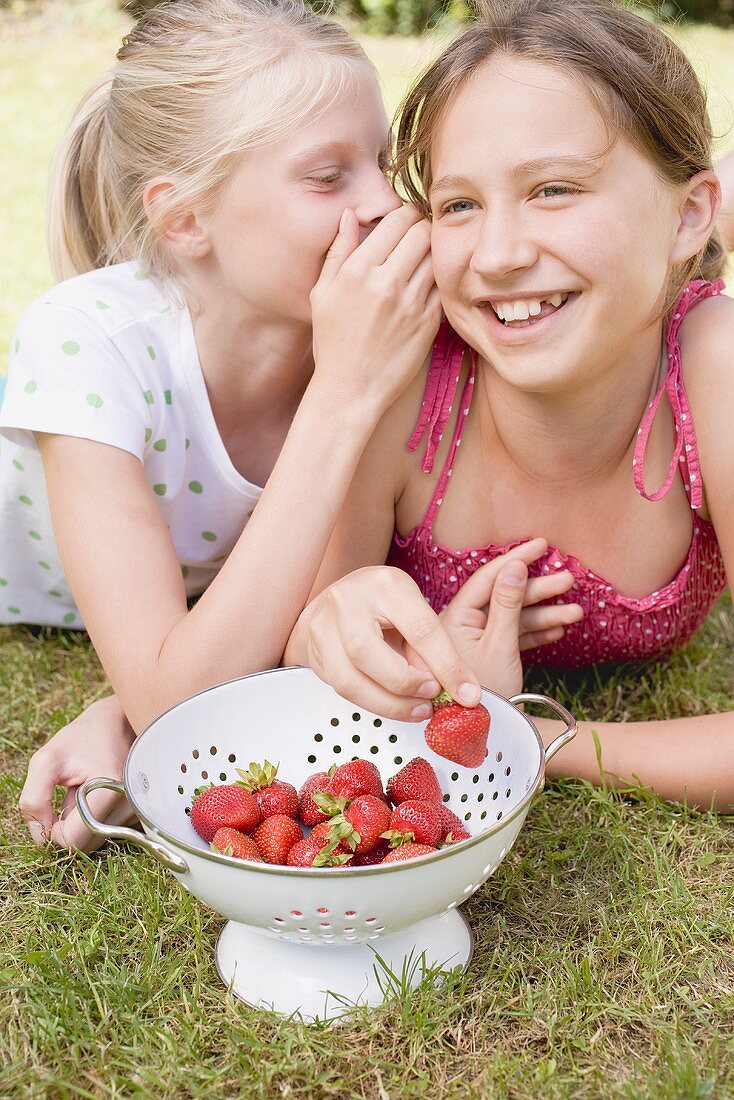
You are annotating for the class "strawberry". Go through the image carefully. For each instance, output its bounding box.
[334,794,392,855]
[434,803,467,842]
[424,691,491,768]
[210,827,264,862]
[310,820,352,856]
[252,814,304,864]
[442,828,471,844]
[381,843,437,864]
[327,759,385,802]
[386,757,443,806]
[382,800,441,848]
[298,771,331,826]
[286,833,353,868]
[190,784,261,842]
[353,841,390,866]
[236,760,299,820]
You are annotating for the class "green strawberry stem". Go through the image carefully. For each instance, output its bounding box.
[432,689,454,708]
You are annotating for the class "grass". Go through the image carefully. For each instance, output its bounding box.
[0,3,733,1098]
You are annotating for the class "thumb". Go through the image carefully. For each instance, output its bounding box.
[483,560,528,647]
[317,208,360,286]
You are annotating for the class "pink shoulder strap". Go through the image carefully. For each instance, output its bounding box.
[633,278,724,509]
[405,320,476,532]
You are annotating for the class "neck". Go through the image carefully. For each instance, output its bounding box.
[185,284,314,418]
[477,327,664,488]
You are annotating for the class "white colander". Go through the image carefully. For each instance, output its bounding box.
[77,666,575,1021]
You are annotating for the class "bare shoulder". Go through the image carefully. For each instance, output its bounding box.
[678,291,734,520]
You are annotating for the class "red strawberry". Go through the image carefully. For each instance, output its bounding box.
[327,759,385,802]
[435,803,467,842]
[424,691,490,768]
[286,833,352,868]
[382,800,441,848]
[190,784,261,842]
[252,814,304,865]
[210,827,264,862]
[442,828,471,844]
[353,841,390,866]
[381,843,437,864]
[298,771,331,826]
[336,794,392,855]
[386,757,443,806]
[310,820,352,856]
[236,760,299,820]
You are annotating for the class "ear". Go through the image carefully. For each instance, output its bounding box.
[669,170,722,265]
[142,177,212,260]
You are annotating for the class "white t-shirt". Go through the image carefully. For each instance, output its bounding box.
[0,262,263,627]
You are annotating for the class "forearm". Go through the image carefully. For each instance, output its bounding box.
[133,387,384,727]
[535,710,734,812]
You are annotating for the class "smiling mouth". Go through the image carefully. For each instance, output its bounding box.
[485,292,571,327]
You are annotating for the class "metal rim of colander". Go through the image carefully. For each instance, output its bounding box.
[124,667,548,878]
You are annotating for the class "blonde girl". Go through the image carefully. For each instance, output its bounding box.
[288,0,734,811]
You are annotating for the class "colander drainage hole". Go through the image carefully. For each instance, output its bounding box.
[375,925,385,932]
[505,766,511,776]
[496,751,503,762]
[388,734,398,744]
[201,771,208,780]
[477,793,484,802]
[472,774,479,784]
[481,811,487,820]
[488,773,495,783]
[307,755,316,764]
[273,917,285,924]
[460,794,468,803]
[345,910,357,917]
[370,746,379,755]
[451,772,459,782]
[180,764,187,774]
[497,811,503,820]
[317,907,329,914]
[373,718,382,727]
[192,750,199,760]
[352,712,361,722]
[298,927,309,933]
[492,792,499,801]
[394,756,403,765]
[506,789,512,798]
[330,718,339,727]
[314,733,323,742]
[228,754,236,763]
[177,785,184,795]
[365,917,377,924]
[442,793,450,803]
[219,773,227,782]
[352,734,360,743]
[320,922,331,928]
[210,746,217,755]
[332,745,342,754]
[344,927,355,933]
[291,910,302,918]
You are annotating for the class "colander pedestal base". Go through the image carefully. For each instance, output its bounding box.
[216,910,473,1022]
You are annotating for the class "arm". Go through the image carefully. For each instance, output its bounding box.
[538,295,734,812]
[41,208,442,733]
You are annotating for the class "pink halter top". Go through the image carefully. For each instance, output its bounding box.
[388,279,727,668]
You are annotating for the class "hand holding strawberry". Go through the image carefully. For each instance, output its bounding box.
[424,690,491,768]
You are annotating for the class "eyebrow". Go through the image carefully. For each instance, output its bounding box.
[288,138,390,167]
[430,154,605,197]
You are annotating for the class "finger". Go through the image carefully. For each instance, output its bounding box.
[19,752,59,845]
[378,218,432,281]
[316,208,360,285]
[519,626,566,651]
[336,606,442,704]
[482,561,528,655]
[444,539,548,622]
[519,602,584,633]
[312,631,435,723]
[344,203,422,268]
[406,252,437,307]
[51,787,135,853]
[374,581,482,706]
[523,571,576,606]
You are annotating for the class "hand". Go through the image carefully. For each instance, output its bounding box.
[436,539,584,698]
[290,565,483,722]
[19,695,136,852]
[309,205,442,415]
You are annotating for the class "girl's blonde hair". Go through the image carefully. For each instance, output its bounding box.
[395,0,725,301]
[48,0,372,282]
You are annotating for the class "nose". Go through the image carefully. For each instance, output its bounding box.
[470,208,538,280]
[353,168,402,238]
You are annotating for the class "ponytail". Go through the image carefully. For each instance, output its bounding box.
[47,72,123,280]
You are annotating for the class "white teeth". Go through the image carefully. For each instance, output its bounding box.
[513,300,530,321]
[548,293,562,307]
[490,292,571,323]
[528,299,542,317]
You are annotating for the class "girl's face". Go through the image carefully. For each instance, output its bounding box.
[429,57,685,393]
[203,65,400,325]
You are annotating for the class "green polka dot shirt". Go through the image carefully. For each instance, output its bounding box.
[0,263,262,627]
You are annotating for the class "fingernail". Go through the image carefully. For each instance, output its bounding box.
[456,682,481,706]
[411,703,432,722]
[418,679,440,698]
[500,564,525,585]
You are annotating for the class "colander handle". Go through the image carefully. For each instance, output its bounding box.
[76,778,189,875]
[509,693,577,762]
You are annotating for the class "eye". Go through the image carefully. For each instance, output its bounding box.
[442,199,477,215]
[306,171,343,187]
[536,184,580,199]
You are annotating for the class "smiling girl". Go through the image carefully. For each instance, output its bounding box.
[288,0,734,810]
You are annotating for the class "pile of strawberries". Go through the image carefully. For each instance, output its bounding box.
[189,757,471,868]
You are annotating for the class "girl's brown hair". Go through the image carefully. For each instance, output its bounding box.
[395,0,725,299]
[48,0,371,283]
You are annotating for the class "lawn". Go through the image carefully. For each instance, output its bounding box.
[1,2,733,1098]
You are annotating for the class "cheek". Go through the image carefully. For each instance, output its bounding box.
[430,228,470,295]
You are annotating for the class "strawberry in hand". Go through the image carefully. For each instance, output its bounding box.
[424,689,491,768]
